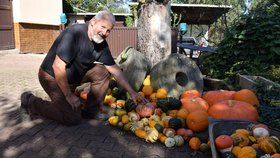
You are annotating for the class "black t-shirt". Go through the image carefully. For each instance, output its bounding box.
[40,23,115,84]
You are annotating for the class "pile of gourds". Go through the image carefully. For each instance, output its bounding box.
[214,124,280,158]
[85,74,279,155]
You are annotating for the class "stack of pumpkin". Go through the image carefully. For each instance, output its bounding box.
[214,124,280,158]
[99,75,279,155]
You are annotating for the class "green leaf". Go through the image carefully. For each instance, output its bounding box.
[270,47,280,55]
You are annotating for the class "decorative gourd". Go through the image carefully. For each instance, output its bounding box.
[173,135,185,147]
[252,124,270,139]
[169,98,182,109]
[200,143,211,153]
[235,129,250,136]
[157,97,181,112]
[176,128,194,140]
[166,109,178,118]
[128,111,140,122]
[121,115,129,124]
[145,128,159,143]
[231,133,250,147]
[232,146,242,157]
[215,135,234,153]
[176,108,188,119]
[112,87,126,100]
[163,128,176,137]
[115,109,127,116]
[208,100,259,121]
[168,118,183,130]
[156,88,168,99]
[232,89,260,108]
[134,129,147,139]
[181,97,209,113]
[180,89,201,99]
[130,121,144,132]
[258,136,280,155]
[124,99,137,112]
[222,151,236,158]
[135,102,155,118]
[142,85,153,96]
[154,123,164,133]
[143,75,151,86]
[237,146,257,158]
[165,137,176,148]
[108,116,120,126]
[186,110,209,132]
[123,122,132,131]
[202,90,236,106]
[189,137,202,150]
[109,79,117,89]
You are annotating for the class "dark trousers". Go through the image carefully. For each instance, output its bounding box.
[28,64,110,126]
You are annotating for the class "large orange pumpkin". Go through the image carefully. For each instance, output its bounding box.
[181,97,209,113]
[202,90,236,106]
[208,100,259,121]
[180,89,201,99]
[232,89,260,108]
[186,110,209,132]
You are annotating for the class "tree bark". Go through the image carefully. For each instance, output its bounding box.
[137,0,171,67]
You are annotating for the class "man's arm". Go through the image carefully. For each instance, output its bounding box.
[52,55,80,111]
[105,64,147,104]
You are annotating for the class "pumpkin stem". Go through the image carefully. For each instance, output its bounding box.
[228,100,234,107]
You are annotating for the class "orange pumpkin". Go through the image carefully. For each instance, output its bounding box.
[202,90,236,106]
[231,133,250,147]
[232,89,260,108]
[208,100,259,121]
[215,135,233,150]
[272,153,280,158]
[142,85,153,96]
[186,110,209,132]
[181,97,209,113]
[135,102,155,118]
[189,137,202,150]
[176,108,189,119]
[237,146,257,158]
[180,89,201,99]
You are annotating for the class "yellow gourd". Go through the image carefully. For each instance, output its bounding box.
[143,75,151,86]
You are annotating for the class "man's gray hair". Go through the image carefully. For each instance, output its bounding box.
[95,10,116,26]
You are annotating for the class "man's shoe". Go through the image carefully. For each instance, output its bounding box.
[20,91,33,121]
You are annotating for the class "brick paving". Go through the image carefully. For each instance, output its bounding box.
[0,53,212,158]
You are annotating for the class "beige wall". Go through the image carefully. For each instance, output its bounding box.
[13,0,62,26]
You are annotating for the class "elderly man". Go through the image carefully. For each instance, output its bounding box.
[20,10,146,126]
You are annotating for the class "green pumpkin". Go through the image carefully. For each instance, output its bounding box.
[157,97,182,112]
[109,79,117,89]
[221,151,236,158]
[112,87,127,100]
[154,123,164,133]
[168,97,181,109]
[124,99,137,112]
[168,118,182,130]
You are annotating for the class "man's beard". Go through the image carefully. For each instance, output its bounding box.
[92,33,104,44]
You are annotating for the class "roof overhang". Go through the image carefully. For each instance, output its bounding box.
[171,3,232,25]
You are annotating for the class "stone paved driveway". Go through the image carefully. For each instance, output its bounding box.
[0,53,212,158]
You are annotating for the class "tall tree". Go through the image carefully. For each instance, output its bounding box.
[137,0,172,66]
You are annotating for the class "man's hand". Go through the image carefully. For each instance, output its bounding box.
[130,91,148,105]
[65,93,81,111]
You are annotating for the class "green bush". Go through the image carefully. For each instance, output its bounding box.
[201,0,280,84]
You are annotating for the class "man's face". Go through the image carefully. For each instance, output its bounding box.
[90,19,113,43]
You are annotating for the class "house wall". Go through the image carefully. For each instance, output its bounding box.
[12,0,62,53]
[13,0,62,25]
[14,23,59,53]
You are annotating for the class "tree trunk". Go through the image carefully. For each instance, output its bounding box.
[137,0,171,67]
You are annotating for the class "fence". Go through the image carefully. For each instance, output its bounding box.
[107,27,179,58]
